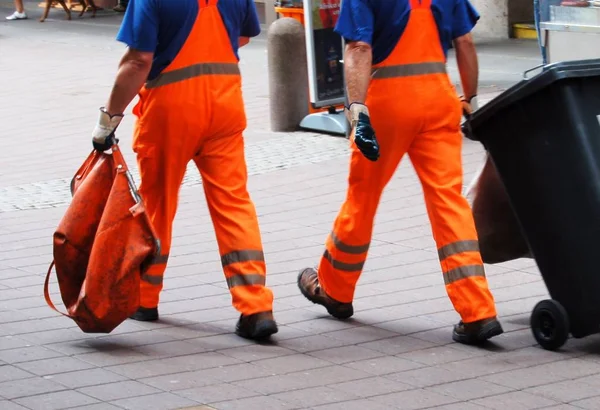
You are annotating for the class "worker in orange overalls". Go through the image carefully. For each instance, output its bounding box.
[297,0,504,345]
[91,0,278,341]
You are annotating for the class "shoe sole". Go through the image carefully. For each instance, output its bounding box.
[129,312,159,322]
[236,320,278,341]
[296,271,354,320]
[453,320,504,345]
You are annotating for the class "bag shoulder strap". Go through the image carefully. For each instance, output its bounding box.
[44,261,71,318]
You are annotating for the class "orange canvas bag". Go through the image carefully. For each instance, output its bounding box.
[44,143,160,333]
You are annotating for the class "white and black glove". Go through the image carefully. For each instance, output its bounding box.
[92,107,124,151]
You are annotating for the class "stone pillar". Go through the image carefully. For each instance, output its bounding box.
[267,17,310,132]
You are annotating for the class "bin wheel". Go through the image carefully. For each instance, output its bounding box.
[530,299,570,351]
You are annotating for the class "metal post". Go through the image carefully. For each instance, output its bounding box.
[267,17,310,132]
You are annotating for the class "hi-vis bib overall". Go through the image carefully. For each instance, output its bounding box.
[317,0,497,323]
[131,0,274,315]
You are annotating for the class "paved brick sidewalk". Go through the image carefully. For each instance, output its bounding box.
[2,8,600,410]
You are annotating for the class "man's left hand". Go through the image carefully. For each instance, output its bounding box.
[347,103,380,162]
[92,107,124,151]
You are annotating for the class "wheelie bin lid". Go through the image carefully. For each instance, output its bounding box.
[467,58,600,141]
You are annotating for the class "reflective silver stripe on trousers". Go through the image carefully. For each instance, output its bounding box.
[221,250,265,267]
[371,62,447,79]
[141,254,169,285]
[444,265,486,286]
[145,62,241,89]
[227,274,266,289]
[323,249,365,272]
[438,240,480,260]
[141,273,163,285]
[330,231,370,254]
[148,254,169,265]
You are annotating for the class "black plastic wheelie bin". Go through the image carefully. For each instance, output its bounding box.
[465,58,600,351]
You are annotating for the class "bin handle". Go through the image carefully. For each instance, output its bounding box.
[461,112,476,142]
[523,64,545,80]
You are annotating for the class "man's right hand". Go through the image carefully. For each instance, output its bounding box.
[92,107,124,152]
[347,103,380,162]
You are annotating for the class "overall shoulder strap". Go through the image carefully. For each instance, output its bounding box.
[199,0,218,8]
[409,0,432,9]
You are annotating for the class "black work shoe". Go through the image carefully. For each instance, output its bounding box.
[297,267,354,320]
[452,317,504,345]
[129,306,159,322]
[235,311,278,340]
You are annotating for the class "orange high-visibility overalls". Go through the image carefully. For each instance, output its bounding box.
[131,0,274,316]
[317,0,497,323]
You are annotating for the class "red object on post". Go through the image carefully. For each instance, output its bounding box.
[319,0,340,29]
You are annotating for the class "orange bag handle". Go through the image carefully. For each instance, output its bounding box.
[109,143,162,256]
[44,261,72,319]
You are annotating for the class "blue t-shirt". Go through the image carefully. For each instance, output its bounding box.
[334,0,480,65]
[116,0,261,81]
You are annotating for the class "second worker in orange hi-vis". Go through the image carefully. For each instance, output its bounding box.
[91,0,278,340]
[297,0,504,345]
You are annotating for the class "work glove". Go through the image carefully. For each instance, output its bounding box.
[92,107,124,152]
[346,103,380,162]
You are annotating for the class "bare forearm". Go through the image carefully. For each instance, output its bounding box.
[454,34,478,99]
[344,42,372,104]
[105,55,152,116]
